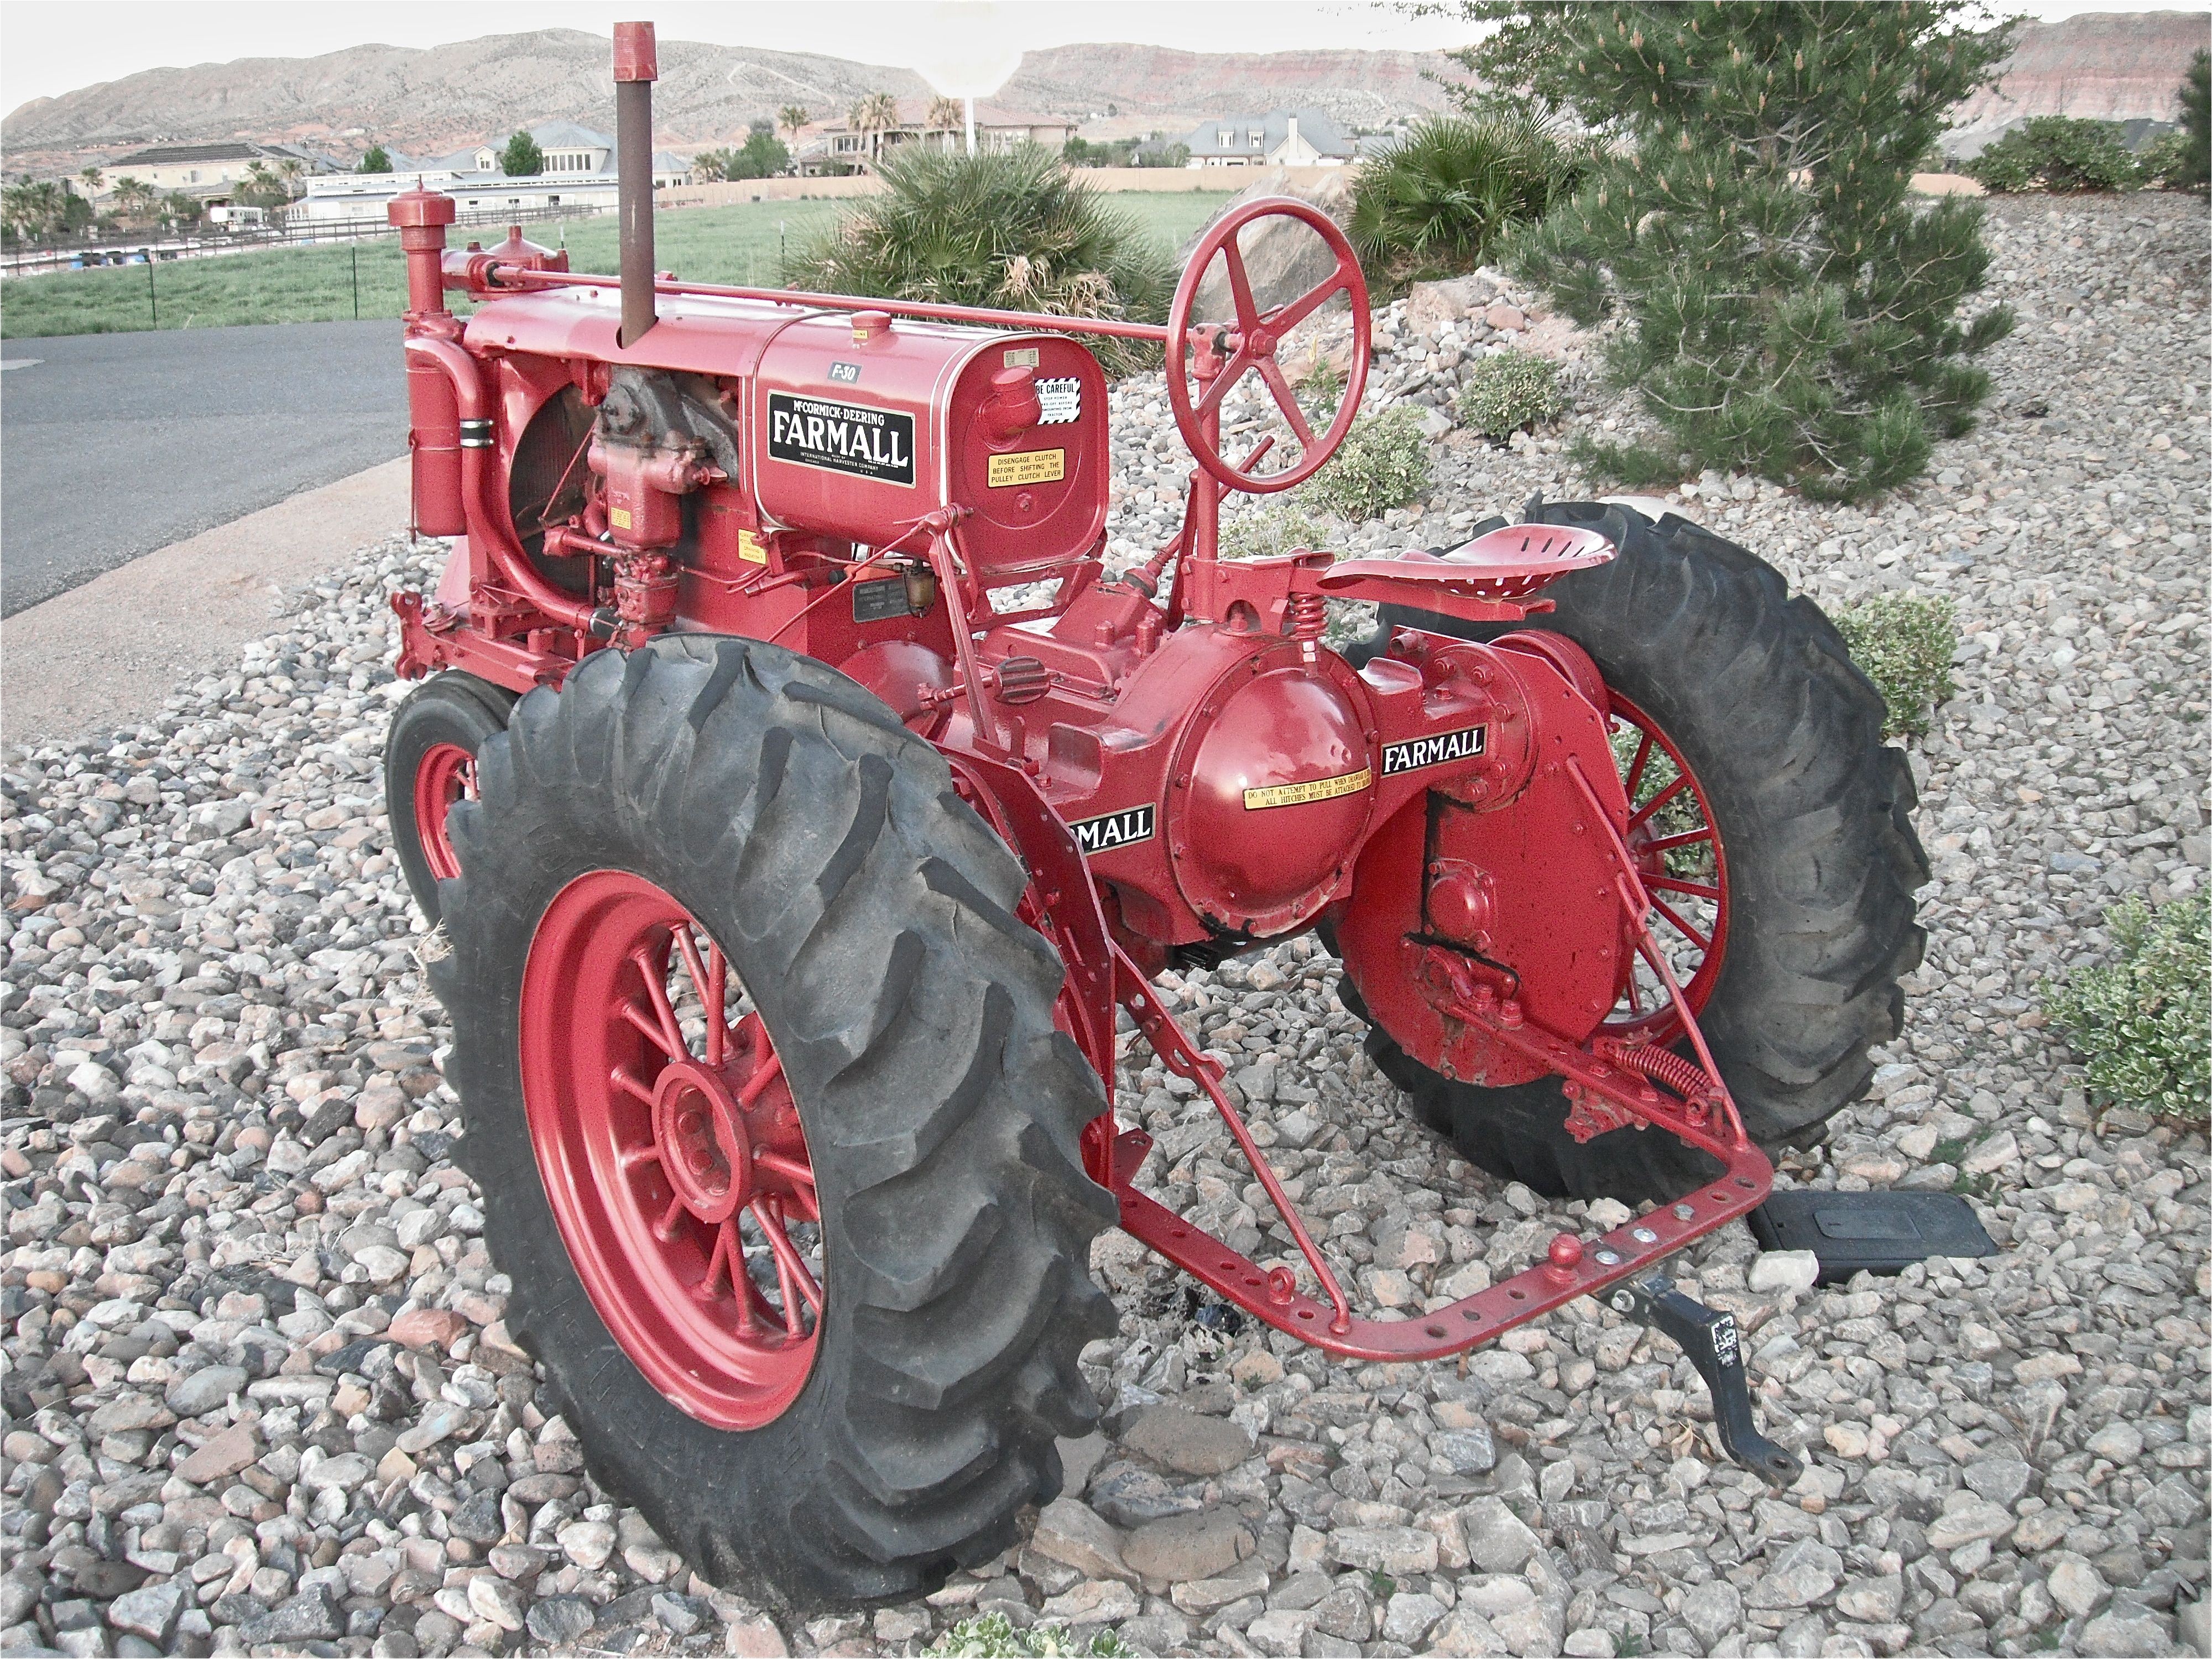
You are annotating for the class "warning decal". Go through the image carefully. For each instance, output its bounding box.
[1036,376,1082,424]
[1242,768,1373,811]
[987,448,1066,488]
[767,392,915,486]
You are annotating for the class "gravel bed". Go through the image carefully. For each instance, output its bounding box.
[1,193,2205,1659]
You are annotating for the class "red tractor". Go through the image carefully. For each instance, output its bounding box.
[380,24,1924,1610]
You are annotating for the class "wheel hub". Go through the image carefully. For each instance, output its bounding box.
[651,1061,749,1224]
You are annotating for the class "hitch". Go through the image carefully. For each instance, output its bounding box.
[1610,1274,1801,1483]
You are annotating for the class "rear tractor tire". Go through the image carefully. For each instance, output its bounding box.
[430,636,1118,1611]
[1345,503,1929,1204]
[384,671,517,925]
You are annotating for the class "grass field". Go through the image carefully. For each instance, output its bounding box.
[0,193,1236,340]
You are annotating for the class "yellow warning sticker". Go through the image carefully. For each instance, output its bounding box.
[1243,767,1373,811]
[609,506,633,530]
[738,529,769,565]
[988,448,1066,488]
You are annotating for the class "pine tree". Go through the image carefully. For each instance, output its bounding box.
[2178,49,2211,191]
[1465,3,2016,501]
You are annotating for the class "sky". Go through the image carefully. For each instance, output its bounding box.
[3,0,2203,118]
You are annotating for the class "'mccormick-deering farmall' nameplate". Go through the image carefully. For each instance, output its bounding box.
[1070,804,1155,855]
[768,393,916,486]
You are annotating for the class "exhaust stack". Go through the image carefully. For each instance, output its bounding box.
[613,20,658,347]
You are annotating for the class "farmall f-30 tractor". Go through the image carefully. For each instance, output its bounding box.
[379,24,1926,1609]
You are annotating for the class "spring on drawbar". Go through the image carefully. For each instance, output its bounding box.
[1290,592,1327,642]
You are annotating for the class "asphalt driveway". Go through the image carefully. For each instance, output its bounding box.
[1,319,410,616]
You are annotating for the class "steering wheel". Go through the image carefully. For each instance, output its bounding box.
[1166,197,1372,495]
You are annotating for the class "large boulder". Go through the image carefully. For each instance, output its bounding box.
[1175,167,1360,324]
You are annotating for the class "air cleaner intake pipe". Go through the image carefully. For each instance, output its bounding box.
[612,20,659,348]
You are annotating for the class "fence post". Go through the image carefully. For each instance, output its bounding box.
[352,243,361,319]
[148,255,158,327]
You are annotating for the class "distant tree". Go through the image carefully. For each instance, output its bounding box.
[500,129,545,177]
[1131,141,1191,169]
[2,180,66,240]
[691,149,731,182]
[162,190,203,228]
[927,95,964,134]
[233,163,290,211]
[1061,136,1122,168]
[737,124,791,179]
[2178,49,2211,190]
[111,175,159,215]
[78,166,103,197]
[359,144,393,174]
[779,104,810,143]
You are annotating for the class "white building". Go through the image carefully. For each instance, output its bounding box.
[1180,110,1356,169]
[293,123,689,226]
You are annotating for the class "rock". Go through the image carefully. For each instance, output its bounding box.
[466,1573,524,1632]
[0,1571,40,1628]
[175,1425,258,1485]
[557,1519,617,1572]
[385,1307,467,1350]
[2081,1603,2174,1656]
[1057,1431,1110,1495]
[1119,1404,1254,1475]
[724,1613,790,1656]
[1432,1604,1513,1657]
[1167,1559,1270,1616]
[1459,1496,1541,1573]
[1030,1497,1135,1584]
[105,1582,188,1646]
[1123,1509,1253,1583]
[238,1585,343,1644]
[2046,1551,2111,1620]
[1963,1457,2034,1506]
[1836,1575,1905,1623]
[1748,1251,1822,1293]
[1384,1591,1448,1646]
[1328,1524,1439,1575]
[1681,1580,1743,1652]
[1246,1607,1317,1656]
[1926,1496,2015,1551]
[1432,1425,1498,1475]
[526,1597,595,1646]
[652,1593,708,1636]
[1041,1580,1140,1625]
[1407,276,1498,332]
[165,1365,247,1418]
[1748,1538,1843,1609]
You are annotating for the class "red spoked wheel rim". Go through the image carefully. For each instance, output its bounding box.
[414,742,476,882]
[1605,692,1730,1044]
[520,870,821,1429]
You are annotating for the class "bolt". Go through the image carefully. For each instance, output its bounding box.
[1631,1225,1658,1244]
[1594,1249,1621,1267]
[1673,1202,1695,1220]
[1610,1291,1635,1313]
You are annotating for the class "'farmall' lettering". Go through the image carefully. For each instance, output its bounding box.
[766,392,916,486]
[1381,724,1487,777]
[1069,804,1155,856]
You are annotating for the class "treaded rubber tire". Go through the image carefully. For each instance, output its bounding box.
[384,671,517,926]
[1343,502,1929,1203]
[430,636,1119,1612]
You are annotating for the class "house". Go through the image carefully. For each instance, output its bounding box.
[93,140,338,194]
[795,100,1077,176]
[1180,110,1355,169]
[293,123,691,226]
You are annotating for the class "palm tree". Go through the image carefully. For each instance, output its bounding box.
[927,95,963,137]
[778,105,809,144]
[277,157,304,199]
[848,91,903,168]
[79,166,104,198]
[112,175,155,216]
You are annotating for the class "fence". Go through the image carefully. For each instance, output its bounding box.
[0,201,603,280]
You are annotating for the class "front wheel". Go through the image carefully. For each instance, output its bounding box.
[1346,503,1929,1203]
[432,637,1118,1611]
[384,671,515,925]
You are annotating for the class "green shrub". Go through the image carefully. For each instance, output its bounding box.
[2046,896,2210,1123]
[1832,595,1958,738]
[1296,406,1432,520]
[1349,114,1580,291]
[784,145,1173,374]
[1474,3,2015,503]
[926,1613,1135,1657]
[1456,349,1566,438]
[1966,117,2141,194]
[1220,503,1330,560]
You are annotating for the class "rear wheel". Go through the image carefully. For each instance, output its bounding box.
[431,636,1118,1611]
[384,671,516,925]
[1345,503,1928,1203]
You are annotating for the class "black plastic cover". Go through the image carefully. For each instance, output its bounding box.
[1747,1191,1996,1284]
